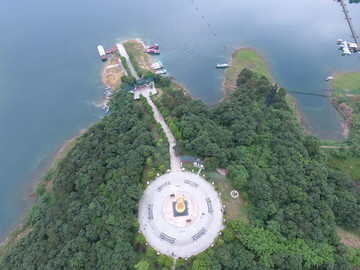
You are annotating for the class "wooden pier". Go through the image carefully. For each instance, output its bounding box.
[338,0,360,45]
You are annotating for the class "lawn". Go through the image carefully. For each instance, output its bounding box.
[331,72,360,98]
[207,170,248,221]
[327,156,360,181]
[223,48,272,94]
[123,40,152,71]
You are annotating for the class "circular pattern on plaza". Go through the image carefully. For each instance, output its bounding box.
[138,171,224,258]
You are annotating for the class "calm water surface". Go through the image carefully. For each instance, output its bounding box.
[1,0,360,239]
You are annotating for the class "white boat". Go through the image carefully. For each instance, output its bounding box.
[216,63,229,68]
[155,69,167,75]
[151,61,163,70]
[326,76,334,81]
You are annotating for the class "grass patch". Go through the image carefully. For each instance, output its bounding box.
[331,72,360,97]
[337,227,360,248]
[123,40,152,71]
[327,157,360,181]
[320,140,350,146]
[223,48,272,93]
[207,170,248,221]
[0,225,32,261]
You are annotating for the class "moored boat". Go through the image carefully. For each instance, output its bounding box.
[146,43,159,49]
[216,63,229,68]
[144,48,160,54]
[151,61,163,70]
[155,69,167,75]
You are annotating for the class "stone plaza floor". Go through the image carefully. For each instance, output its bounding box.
[138,171,224,258]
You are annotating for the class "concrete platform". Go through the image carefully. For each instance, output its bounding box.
[138,171,224,258]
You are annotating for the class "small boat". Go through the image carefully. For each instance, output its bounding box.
[326,76,334,81]
[216,63,229,68]
[105,108,110,114]
[151,61,163,70]
[105,87,111,90]
[102,104,108,110]
[155,69,167,75]
[146,43,159,49]
[144,48,160,54]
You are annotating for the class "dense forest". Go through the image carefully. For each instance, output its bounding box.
[154,69,360,269]
[0,91,155,269]
[1,69,360,269]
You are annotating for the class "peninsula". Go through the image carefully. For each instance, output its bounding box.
[1,39,360,270]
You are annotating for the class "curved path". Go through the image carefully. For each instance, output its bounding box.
[138,171,224,258]
[116,43,139,79]
[145,94,181,171]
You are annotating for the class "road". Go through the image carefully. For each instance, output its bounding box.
[116,43,140,79]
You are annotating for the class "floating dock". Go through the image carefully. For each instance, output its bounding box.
[97,45,107,61]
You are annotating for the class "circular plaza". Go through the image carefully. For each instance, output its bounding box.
[138,171,224,258]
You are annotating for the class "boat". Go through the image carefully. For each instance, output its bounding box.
[155,69,167,75]
[216,63,229,68]
[151,61,163,70]
[105,108,110,114]
[146,43,159,49]
[326,76,334,81]
[144,48,160,54]
[97,45,107,61]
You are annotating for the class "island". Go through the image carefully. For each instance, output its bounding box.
[1,39,360,270]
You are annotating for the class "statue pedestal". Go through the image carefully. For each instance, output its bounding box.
[172,200,189,217]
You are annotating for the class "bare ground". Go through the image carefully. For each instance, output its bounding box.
[102,54,123,89]
[332,99,353,139]
[337,227,360,248]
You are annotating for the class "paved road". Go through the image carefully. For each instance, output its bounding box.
[116,43,139,79]
[145,95,181,172]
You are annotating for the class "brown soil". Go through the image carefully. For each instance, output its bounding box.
[332,99,353,139]
[337,227,360,248]
[0,225,32,260]
[102,54,123,90]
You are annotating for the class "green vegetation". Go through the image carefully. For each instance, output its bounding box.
[0,91,155,269]
[328,156,360,181]
[223,48,272,93]
[121,75,137,85]
[328,72,360,182]
[331,72,360,97]
[157,68,360,268]
[129,54,143,77]
[123,40,152,70]
[121,56,132,77]
[2,62,360,269]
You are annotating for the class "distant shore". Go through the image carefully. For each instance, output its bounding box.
[329,72,360,139]
[0,127,88,258]
[221,47,311,133]
[221,47,273,95]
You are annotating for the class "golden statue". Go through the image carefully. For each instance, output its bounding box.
[175,197,186,213]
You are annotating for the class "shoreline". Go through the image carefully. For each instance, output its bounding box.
[0,38,196,258]
[0,40,352,256]
[0,127,89,255]
[220,47,313,133]
[221,47,274,96]
[329,72,360,139]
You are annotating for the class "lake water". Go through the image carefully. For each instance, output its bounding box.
[1,0,360,240]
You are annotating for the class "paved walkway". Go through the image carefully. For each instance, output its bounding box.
[145,95,181,172]
[138,171,224,258]
[116,43,139,79]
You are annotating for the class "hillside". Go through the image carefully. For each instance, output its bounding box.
[1,69,360,269]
